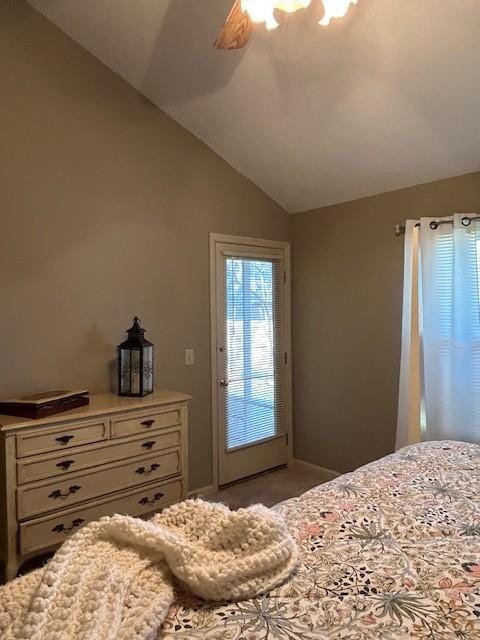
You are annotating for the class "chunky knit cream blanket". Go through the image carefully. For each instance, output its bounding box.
[0,499,297,640]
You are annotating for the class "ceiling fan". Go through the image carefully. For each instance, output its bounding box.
[214,0,357,50]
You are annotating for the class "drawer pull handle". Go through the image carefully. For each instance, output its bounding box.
[56,435,74,446]
[138,492,165,506]
[56,460,75,470]
[142,441,156,450]
[141,419,156,428]
[49,485,81,500]
[52,518,84,534]
[135,463,161,475]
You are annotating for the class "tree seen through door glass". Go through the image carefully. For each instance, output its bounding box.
[225,258,276,450]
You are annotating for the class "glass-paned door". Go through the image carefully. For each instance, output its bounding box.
[214,240,289,486]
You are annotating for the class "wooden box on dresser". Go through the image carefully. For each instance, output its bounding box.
[0,390,190,582]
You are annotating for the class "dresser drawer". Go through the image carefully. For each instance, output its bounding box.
[16,420,108,459]
[111,406,182,439]
[17,448,182,519]
[19,478,184,555]
[17,427,182,485]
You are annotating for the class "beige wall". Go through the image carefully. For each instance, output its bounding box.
[292,172,480,473]
[0,1,290,490]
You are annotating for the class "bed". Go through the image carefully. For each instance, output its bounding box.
[162,441,480,638]
[3,441,480,639]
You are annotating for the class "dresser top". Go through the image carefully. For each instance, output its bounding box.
[0,390,191,432]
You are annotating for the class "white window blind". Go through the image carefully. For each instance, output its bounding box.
[224,256,287,451]
[420,216,480,442]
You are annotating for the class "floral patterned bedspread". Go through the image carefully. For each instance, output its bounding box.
[162,441,480,639]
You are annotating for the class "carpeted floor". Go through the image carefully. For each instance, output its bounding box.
[204,465,327,509]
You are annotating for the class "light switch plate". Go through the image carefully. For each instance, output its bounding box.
[185,349,194,366]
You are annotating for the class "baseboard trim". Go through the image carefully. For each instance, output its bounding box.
[292,458,341,483]
[187,484,216,498]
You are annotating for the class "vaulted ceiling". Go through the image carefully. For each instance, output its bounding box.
[28,0,480,212]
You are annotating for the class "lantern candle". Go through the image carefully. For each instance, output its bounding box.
[118,317,154,397]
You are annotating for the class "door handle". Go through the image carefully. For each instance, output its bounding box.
[219,379,229,387]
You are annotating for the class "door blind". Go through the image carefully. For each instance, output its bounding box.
[224,255,287,451]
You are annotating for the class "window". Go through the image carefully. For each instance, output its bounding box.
[397,215,480,446]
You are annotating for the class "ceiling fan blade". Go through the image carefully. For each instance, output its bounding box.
[214,0,253,50]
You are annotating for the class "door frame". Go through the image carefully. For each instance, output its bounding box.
[209,233,293,490]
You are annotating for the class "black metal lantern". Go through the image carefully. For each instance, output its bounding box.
[118,317,154,397]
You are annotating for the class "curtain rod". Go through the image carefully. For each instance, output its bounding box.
[394,215,480,237]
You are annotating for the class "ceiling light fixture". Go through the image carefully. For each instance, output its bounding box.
[319,0,357,26]
[240,0,354,30]
[215,0,358,50]
[240,0,279,31]
[275,0,312,14]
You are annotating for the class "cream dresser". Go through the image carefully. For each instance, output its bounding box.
[0,390,190,582]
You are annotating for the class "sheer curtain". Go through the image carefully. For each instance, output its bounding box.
[395,221,422,449]
[396,213,480,448]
